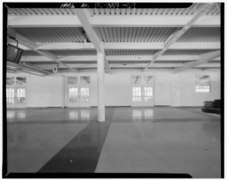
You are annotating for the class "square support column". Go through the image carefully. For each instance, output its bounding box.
[97,52,105,122]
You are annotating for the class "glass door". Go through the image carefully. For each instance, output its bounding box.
[67,77,80,107]
[15,77,26,108]
[7,77,27,109]
[7,77,16,108]
[79,76,90,107]
[66,76,91,107]
[132,86,142,106]
[143,76,154,106]
[7,87,16,108]
[131,75,154,106]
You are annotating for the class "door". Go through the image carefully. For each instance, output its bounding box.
[67,77,80,107]
[79,76,90,107]
[7,87,16,108]
[15,87,26,108]
[132,86,142,106]
[131,75,154,106]
[66,76,91,107]
[6,76,27,109]
[15,77,26,108]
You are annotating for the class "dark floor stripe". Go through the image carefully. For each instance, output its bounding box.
[37,108,114,173]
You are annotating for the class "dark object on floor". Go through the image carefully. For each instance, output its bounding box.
[202,99,221,114]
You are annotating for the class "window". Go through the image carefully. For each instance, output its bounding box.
[68,77,78,85]
[195,85,210,92]
[16,77,26,86]
[195,75,210,93]
[67,76,90,105]
[7,88,15,104]
[80,76,90,85]
[80,87,89,103]
[143,76,153,84]
[16,88,26,103]
[7,77,15,85]
[133,87,142,102]
[144,87,153,102]
[132,76,154,103]
[69,87,79,102]
[132,76,142,84]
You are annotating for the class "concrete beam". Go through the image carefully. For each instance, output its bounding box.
[173,50,220,73]
[21,55,220,62]
[75,9,111,72]
[8,15,220,27]
[143,3,215,71]
[19,42,220,51]
[31,62,221,70]
[8,28,78,72]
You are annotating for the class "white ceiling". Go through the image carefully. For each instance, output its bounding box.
[7,3,221,74]
[8,4,220,16]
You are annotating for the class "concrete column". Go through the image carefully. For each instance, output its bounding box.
[62,75,65,108]
[97,52,105,122]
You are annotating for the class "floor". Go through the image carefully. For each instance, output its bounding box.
[6,107,221,178]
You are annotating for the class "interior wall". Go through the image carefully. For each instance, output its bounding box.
[105,73,131,106]
[154,72,171,106]
[176,70,220,106]
[7,69,220,108]
[7,73,64,108]
[27,75,64,107]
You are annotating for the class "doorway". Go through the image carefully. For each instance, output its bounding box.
[131,75,154,106]
[7,77,26,109]
[66,76,90,107]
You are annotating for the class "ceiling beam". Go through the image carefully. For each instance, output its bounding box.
[19,42,220,51]
[104,42,220,50]
[91,15,220,27]
[7,61,49,76]
[75,9,103,52]
[31,62,221,70]
[21,55,220,62]
[173,50,220,73]
[8,28,78,72]
[8,15,220,27]
[75,9,111,72]
[143,3,215,71]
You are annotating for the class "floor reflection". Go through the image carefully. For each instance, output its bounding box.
[69,111,79,121]
[132,110,142,122]
[132,109,154,122]
[7,111,26,122]
[81,110,90,121]
[144,109,154,120]
[68,110,90,121]
[17,111,26,119]
[7,111,15,121]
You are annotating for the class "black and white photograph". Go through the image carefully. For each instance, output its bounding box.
[2,1,224,178]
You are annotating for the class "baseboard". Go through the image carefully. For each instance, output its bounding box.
[24,106,64,109]
[174,106,203,108]
[91,106,131,108]
[154,105,171,107]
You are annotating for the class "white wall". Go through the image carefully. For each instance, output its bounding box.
[154,72,171,106]
[7,69,221,108]
[7,72,64,108]
[27,75,64,107]
[105,73,131,106]
[174,70,220,106]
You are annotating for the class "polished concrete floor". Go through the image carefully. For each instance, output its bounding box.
[6,107,221,177]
